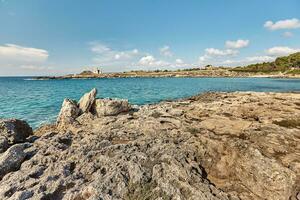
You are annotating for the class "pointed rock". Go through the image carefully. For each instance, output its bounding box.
[78,88,97,113]
[56,99,80,129]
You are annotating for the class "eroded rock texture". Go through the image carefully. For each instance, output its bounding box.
[0,91,299,200]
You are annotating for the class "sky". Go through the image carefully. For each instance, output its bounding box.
[0,0,300,76]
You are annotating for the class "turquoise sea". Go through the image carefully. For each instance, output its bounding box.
[0,77,299,129]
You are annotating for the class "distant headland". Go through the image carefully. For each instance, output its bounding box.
[35,52,300,80]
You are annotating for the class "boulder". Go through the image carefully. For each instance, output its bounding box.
[0,143,29,179]
[0,119,33,144]
[78,88,97,113]
[93,98,131,116]
[0,136,9,153]
[56,99,80,129]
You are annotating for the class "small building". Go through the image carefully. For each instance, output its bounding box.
[93,67,102,74]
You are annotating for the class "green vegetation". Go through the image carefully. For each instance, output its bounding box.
[232,52,300,72]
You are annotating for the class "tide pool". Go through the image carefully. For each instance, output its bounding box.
[0,77,299,128]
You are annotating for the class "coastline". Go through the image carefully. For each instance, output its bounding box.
[0,89,299,199]
[34,69,300,80]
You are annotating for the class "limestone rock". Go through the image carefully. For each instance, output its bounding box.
[56,99,80,129]
[0,143,29,179]
[93,98,131,116]
[0,119,33,144]
[0,92,299,200]
[0,136,9,153]
[78,88,97,113]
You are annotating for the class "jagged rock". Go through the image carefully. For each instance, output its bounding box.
[56,99,80,129]
[0,119,33,144]
[0,143,29,179]
[93,98,131,116]
[78,88,97,113]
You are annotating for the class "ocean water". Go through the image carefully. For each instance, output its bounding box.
[0,77,299,129]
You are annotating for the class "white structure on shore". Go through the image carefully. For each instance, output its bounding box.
[93,67,102,74]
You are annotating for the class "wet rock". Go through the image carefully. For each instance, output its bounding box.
[0,143,29,179]
[93,98,131,116]
[78,88,97,113]
[56,99,80,130]
[0,119,33,144]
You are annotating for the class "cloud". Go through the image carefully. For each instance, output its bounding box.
[90,42,141,68]
[265,46,300,56]
[264,18,300,30]
[159,45,173,57]
[205,48,238,56]
[0,44,48,63]
[282,31,294,38]
[0,43,52,75]
[175,58,184,64]
[221,56,275,66]
[225,39,250,49]
[138,55,169,67]
[19,65,53,71]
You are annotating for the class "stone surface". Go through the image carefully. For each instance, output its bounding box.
[0,119,33,144]
[0,136,9,153]
[56,99,80,130]
[78,88,97,113]
[93,98,131,116]
[0,143,29,179]
[0,92,299,200]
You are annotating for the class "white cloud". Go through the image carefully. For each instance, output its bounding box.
[159,45,173,57]
[264,18,300,30]
[0,44,48,63]
[90,42,142,69]
[221,56,275,66]
[225,39,250,49]
[265,46,300,56]
[282,31,294,38]
[205,48,238,56]
[245,56,275,63]
[19,65,53,71]
[138,55,169,67]
[175,58,184,64]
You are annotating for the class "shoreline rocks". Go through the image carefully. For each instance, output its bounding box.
[0,91,299,199]
[93,98,131,117]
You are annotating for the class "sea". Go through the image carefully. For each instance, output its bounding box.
[0,77,299,129]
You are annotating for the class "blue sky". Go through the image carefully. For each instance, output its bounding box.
[0,0,300,75]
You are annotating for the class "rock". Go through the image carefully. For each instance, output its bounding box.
[0,119,33,144]
[0,143,29,179]
[0,136,9,153]
[93,98,131,116]
[0,92,299,200]
[56,99,80,129]
[78,88,97,113]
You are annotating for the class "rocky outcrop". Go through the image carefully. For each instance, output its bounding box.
[78,88,97,113]
[93,98,131,116]
[0,91,299,200]
[56,99,80,130]
[0,119,33,144]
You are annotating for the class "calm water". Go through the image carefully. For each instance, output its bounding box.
[0,77,299,128]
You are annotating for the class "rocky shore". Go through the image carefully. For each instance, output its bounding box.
[0,89,299,200]
[34,69,300,80]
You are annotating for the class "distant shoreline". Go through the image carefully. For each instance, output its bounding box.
[34,69,300,80]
